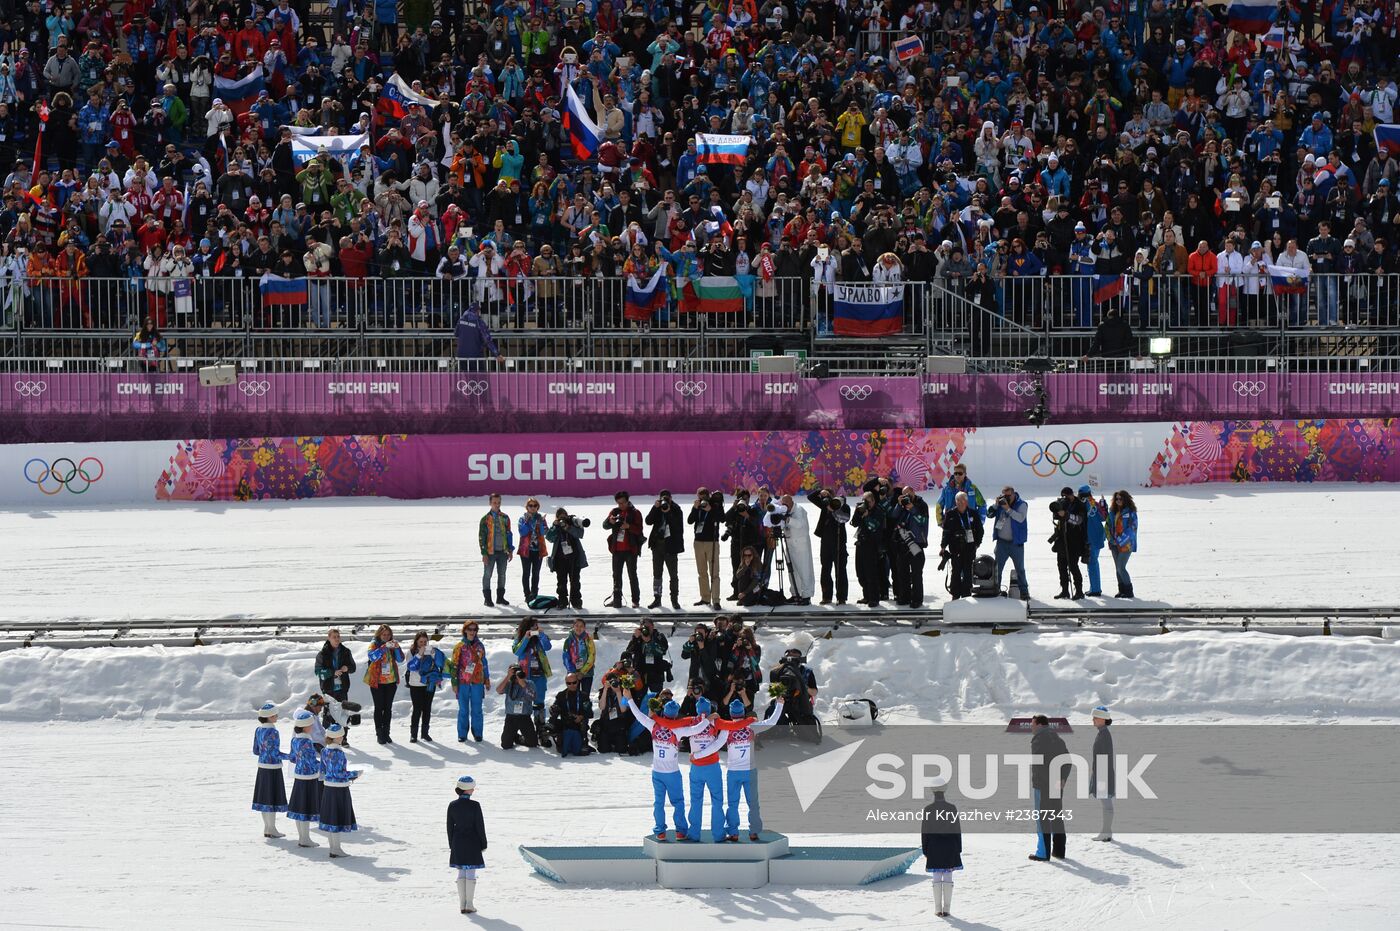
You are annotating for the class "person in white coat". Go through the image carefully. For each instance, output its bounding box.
[1214,238,1247,326]
[776,494,815,604]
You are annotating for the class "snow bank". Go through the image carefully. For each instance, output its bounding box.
[6,629,1399,724]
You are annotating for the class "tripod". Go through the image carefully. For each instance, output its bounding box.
[768,525,798,605]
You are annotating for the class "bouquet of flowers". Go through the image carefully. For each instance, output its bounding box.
[767,682,789,699]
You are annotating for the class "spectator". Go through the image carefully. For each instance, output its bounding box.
[987,485,1030,601]
[478,492,513,607]
[363,624,404,745]
[447,620,490,744]
[602,490,644,609]
[1109,490,1140,599]
[549,672,592,758]
[939,491,984,600]
[405,630,446,743]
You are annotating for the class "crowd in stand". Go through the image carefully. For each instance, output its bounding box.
[0,0,1397,339]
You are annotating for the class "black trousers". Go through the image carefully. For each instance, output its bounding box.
[611,551,640,603]
[652,550,679,597]
[898,549,926,607]
[1056,547,1084,594]
[408,684,434,738]
[855,542,883,603]
[501,712,538,749]
[949,552,974,598]
[819,538,848,602]
[370,682,397,740]
[1039,797,1067,858]
[554,555,582,607]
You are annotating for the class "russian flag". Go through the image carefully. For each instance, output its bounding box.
[696,133,750,166]
[376,73,439,121]
[213,67,265,116]
[1092,274,1126,304]
[1261,24,1285,49]
[290,132,369,166]
[260,272,308,305]
[562,83,601,159]
[1266,264,1309,295]
[624,268,668,322]
[893,35,924,61]
[1226,1,1276,34]
[1374,124,1400,158]
[832,283,903,337]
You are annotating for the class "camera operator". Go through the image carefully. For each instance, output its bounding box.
[1049,485,1087,600]
[625,617,672,692]
[645,489,686,610]
[681,623,725,699]
[730,625,762,694]
[806,487,851,605]
[549,673,593,758]
[862,475,899,599]
[545,508,589,610]
[850,491,888,606]
[987,485,1031,600]
[768,648,819,727]
[722,490,764,594]
[602,490,645,609]
[593,660,642,754]
[767,494,816,605]
[890,486,931,609]
[722,672,754,718]
[940,491,985,599]
[494,664,539,750]
[689,487,726,610]
[732,544,772,607]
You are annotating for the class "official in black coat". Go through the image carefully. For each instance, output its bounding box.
[645,490,686,609]
[921,788,963,918]
[1049,486,1087,599]
[1029,716,1069,861]
[448,776,488,915]
[1089,706,1116,841]
[806,487,850,604]
[939,493,984,598]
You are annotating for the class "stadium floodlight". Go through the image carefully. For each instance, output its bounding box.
[1149,337,1173,357]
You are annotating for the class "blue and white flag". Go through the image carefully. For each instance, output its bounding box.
[289,132,369,166]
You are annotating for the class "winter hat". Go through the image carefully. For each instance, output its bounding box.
[663,700,681,718]
[1060,486,1074,497]
[456,775,477,792]
[257,701,277,719]
[729,699,745,717]
[291,708,316,727]
[1090,705,1112,722]
[1077,485,1092,495]
[696,697,712,715]
[326,723,345,740]
[1074,221,1087,232]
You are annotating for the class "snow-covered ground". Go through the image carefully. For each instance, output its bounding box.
[1,485,1391,623]
[4,486,1400,929]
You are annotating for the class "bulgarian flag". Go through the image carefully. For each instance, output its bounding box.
[679,276,743,314]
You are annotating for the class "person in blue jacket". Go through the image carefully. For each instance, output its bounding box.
[935,464,986,526]
[286,708,323,848]
[406,631,447,743]
[318,724,360,858]
[1108,490,1139,598]
[448,775,488,914]
[455,303,503,371]
[1078,485,1109,596]
[987,484,1030,599]
[251,701,291,838]
[512,618,553,746]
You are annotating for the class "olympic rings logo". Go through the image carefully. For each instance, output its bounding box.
[13,380,48,398]
[1007,381,1038,397]
[24,456,105,495]
[457,380,489,396]
[1233,380,1266,397]
[1018,439,1099,478]
[238,381,272,397]
[840,385,873,400]
[674,380,708,396]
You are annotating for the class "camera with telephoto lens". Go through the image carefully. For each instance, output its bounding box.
[558,512,590,528]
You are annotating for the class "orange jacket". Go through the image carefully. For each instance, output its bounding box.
[1186,249,1217,286]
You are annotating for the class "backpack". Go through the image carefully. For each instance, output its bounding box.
[528,594,563,611]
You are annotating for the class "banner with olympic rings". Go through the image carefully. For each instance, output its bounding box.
[4,420,1400,506]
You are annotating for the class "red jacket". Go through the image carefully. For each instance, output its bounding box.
[604,505,644,554]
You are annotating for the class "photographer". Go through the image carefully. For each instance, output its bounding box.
[987,485,1031,600]
[890,486,931,609]
[862,476,899,599]
[850,491,888,606]
[722,673,754,718]
[625,618,672,693]
[593,660,643,754]
[549,673,593,758]
[732,545,773,607]
[1049,485,1088,600]
[602,490,645,609]
[681,623,724,699]
[940,492,985,599]
[722,490,764,592]
[730,625,762,694]
[364,624,404,745]
[688,487,726,610]
[545,508,589,610]
[769,648,819,728]
[494,664,539,750]
[806,487,851,605]
[645,489,686,610]
[511,619,554,746]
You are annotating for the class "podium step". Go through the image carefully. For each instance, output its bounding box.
[643,830,789,860]
[656,857,768,889]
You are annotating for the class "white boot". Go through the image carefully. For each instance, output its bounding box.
[931,877,945,915]
[296,821,316,847]
[461,879,476,914]
[1094,799,1114,841]
[942,881,953,917]
[328,834,346,858]
[261,811,284,838]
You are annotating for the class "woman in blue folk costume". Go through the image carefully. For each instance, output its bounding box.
[252,701,290,838]
[447,775,488,914]
[317,724,362,858]
[286,708,324,848]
